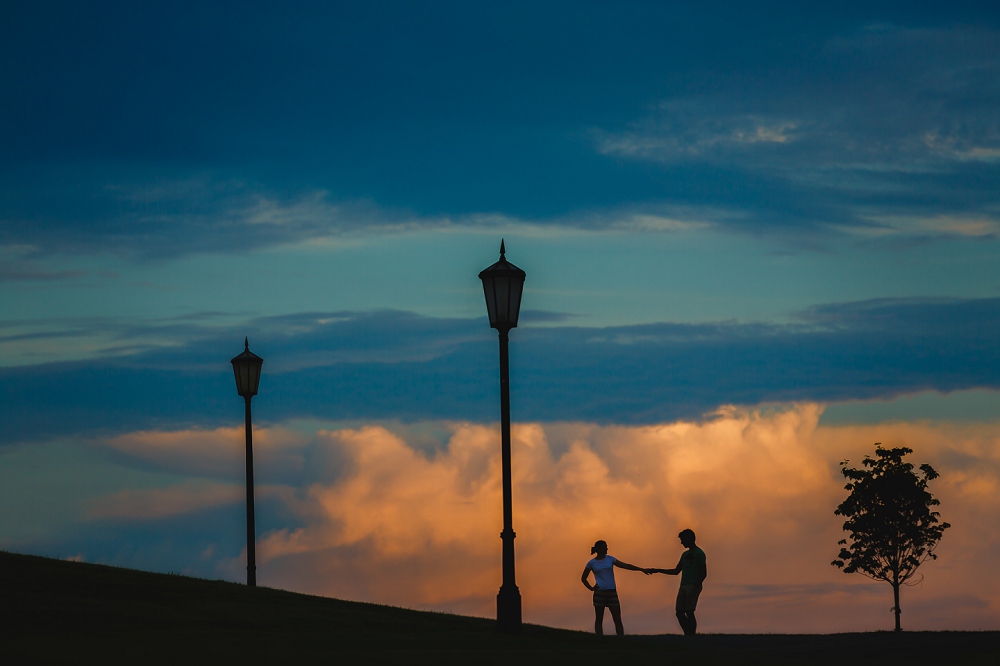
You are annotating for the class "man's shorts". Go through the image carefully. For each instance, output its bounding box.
[593,588,620,608]
[675,583,702,612]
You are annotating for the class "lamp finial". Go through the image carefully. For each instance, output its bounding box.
[244,337,249,351]
[500,239,506,257]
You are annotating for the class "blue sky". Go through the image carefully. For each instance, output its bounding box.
[1,1,997,426]
[1,1,999,632]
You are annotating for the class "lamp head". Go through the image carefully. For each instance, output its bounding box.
[478,240,526,331]
[231,337,263,398]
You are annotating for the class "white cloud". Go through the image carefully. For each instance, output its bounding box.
[595,114,802,162]
[856,214,1000,238]
[87,481,243,520]
[102,426,309,482]
[924,133,1000,163]
[609,213,714,233]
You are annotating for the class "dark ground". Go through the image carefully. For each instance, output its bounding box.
[2,550,997,665]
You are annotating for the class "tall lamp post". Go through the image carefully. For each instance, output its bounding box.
[479,239,526,633]
[231,337,263,588]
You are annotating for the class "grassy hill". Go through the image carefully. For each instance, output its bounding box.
[2,550,997,665]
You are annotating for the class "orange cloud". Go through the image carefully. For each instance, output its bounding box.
[224,406,1000,634]
[82,408,998,632]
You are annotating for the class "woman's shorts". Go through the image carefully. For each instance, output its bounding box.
[675,583,702,612]
[593,588,620,608]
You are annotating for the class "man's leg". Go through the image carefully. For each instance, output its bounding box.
[609,605,625,636]
[594,605,605,635]
[675,586,691,634]
[676,584,701,635]
[675,610,691,635]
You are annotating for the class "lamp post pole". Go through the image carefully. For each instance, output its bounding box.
[231,337,263,588]
[479,240,526,633]
[496,325,520,631]
[243,393,257,588]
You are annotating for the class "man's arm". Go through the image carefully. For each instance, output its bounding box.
[650,555,686,575]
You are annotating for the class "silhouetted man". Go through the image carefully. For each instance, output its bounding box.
[645,529,706,635]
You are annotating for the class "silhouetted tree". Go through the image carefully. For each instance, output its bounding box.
[832,444,950,632]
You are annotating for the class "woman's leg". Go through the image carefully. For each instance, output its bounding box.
[609,605,625,636]
[594,605,605,635]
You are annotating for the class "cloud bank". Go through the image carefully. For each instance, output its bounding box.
[11,404,997,633]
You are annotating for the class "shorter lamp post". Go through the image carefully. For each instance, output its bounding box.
[231,337,263,587]
[479,239,526,633]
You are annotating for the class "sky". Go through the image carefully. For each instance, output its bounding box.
[1,1,999,633]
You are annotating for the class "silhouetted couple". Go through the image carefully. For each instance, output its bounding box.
[581,530,707,636]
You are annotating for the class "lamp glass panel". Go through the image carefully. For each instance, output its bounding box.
[249,360,262,395]
[482,276,498,328]
[233,363,246,395]
[507,277,524,328]
[495,276,511,327]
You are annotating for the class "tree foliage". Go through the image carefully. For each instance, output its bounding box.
[832,444,950,631]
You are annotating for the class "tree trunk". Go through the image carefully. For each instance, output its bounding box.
[892,580,901,632]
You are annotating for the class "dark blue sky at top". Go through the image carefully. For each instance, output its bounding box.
[2,1,999,255]
[1,2,998,441]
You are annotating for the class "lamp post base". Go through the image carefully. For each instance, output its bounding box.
[497,585,522,633]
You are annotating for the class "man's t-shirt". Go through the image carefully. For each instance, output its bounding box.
[679,546,706,586]
[586,556,618,590]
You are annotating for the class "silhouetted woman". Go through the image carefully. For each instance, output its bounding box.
[580,539,646,636]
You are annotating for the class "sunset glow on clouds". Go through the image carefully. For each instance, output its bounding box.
[60,405,1000,634]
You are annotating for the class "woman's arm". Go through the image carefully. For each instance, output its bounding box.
[612,559,644,572]
[581,568,595,591]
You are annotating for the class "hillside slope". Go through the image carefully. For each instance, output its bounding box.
[2,550,997,665]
